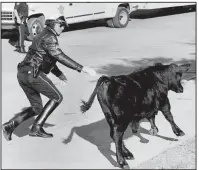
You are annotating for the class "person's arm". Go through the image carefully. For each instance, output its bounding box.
[51,64,68,83]
[42,34,96,76]
[42,35,83,72]
[51,64,63,77]
[23,3,29,23]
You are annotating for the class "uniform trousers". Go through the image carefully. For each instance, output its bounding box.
[17,65,63,115]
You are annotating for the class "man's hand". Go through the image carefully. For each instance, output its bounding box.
[16,17,21,24]
[82,66,96,77]
[58,73,67,86]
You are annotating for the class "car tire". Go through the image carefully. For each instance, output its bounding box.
[113,7,129,28]
[26,16,45,41]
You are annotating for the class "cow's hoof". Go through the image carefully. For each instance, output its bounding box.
[122,164,130,169]
[149,127,158,136]
[119,163,130,169]
[124,153,134,160]
[132,129,138,134]
[125,155,134,160]
[118,160,129,169]
[140,138,149,143]
[175,130,185,136]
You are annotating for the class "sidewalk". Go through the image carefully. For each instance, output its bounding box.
[135,136,196,169]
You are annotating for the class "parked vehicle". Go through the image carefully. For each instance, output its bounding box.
[1,3,135,41]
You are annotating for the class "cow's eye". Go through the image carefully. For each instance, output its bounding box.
[176,72,182,77]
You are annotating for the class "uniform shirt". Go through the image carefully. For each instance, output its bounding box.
[14,3,29,19]
[20,26,83,78]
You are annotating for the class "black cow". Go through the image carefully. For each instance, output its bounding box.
[80,63,190,169]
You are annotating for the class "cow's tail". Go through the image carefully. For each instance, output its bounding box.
[80,76,110,113]
[62,127,76,144]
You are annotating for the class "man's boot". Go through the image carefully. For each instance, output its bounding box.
[29,100,59,138]
[19,45,27,53]
[2,107,37,141]
[14,45,20,52]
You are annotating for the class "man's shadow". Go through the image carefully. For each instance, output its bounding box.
[10,107,55,138]
[62,118,178,168]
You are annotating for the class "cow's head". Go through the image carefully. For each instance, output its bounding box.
[168,63,191,93]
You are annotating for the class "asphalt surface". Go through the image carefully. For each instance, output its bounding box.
[136,136,196,169]
[2,12,196,169]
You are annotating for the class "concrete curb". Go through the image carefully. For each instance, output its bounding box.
[135,136,196,169]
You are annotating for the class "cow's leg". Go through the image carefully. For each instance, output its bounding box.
[130,119,149,143]
[130,120,139,134]
[98,98,114,139]
[97,86,131,168]
[160,98,185,136]
[95,99,123,167]
[112,123,129,169]
[99,101,133,161]
[122,142,134,160]
[97,86,115,140]
[148,114,159,136]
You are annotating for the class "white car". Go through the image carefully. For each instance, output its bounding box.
[1,3,135,41]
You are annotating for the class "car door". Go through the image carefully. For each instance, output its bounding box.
[64,3,105,24]
[28,3,68,20]
[89,3,106,20]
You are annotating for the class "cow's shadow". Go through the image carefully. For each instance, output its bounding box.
[62,118,178,167]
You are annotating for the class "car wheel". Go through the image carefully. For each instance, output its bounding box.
[113,7,129,28]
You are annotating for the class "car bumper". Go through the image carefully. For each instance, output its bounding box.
[1,23,16,30]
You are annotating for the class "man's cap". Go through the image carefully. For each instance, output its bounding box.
[45,15,68,27]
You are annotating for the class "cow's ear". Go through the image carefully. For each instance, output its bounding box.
[169,63,178,71]
[154,62,163,66]
[178,64,191,73]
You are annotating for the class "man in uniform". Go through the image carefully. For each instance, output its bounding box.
[2,15,96,140]
[13,2,29,53]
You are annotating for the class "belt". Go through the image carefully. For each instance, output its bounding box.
[18,62,34,69]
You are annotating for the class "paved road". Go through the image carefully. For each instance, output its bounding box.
[136,136,195,169]
[2,12,195,169]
